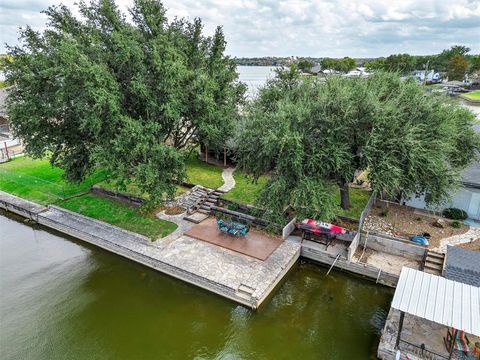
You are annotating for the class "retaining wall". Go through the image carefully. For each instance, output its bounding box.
[361,232,426,260]
[301,241,399,287]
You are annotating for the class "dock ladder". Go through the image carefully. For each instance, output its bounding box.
[326,254,341,276]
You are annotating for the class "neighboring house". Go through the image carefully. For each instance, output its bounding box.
[0,87,22,161]
[413,69,441,83]
[0,87,9,136]
[404,126,480,221]
[309,64,322,75]
[344,67,370,77]
[444,246,480,287]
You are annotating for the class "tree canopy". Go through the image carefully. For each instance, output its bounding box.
[236,68,480,222]
[3,0,245,205]
[320,57,356,73]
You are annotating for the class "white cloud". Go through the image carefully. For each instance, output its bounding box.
[1,0,479,57]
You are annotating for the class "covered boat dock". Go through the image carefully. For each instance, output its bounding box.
[378,267,480,359]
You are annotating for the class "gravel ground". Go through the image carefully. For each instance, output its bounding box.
[363,203,468,248]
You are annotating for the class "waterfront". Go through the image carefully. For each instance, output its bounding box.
[0,212,393,359]
[237,66,278,98]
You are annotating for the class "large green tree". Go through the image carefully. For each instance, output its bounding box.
[236,68,479,222]
[447,55,468,80]
[3,0,245,205]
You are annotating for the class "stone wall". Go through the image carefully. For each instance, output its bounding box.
[301,241,399,287]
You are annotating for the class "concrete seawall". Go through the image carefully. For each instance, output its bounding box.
[0,191,301,309]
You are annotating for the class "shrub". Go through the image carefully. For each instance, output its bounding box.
[443,208,468,220]
[450,220,462,228]
[380,209,389,217]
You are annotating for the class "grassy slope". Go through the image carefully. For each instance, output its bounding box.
[0,157,105,203]
[0,157,177,238]
[464,90,480,100]
[185,155,223,189]
[60,194,177,240]
[223,172,269,205]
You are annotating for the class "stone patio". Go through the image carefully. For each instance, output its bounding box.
[0,192,301,308]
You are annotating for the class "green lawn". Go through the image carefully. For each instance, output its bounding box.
[463,90,480,100]
[60,194,177,240]
[223,172,269,205]
[97,180,188,199]
[185,154,224,189]
[0,157,106,204]
[332,187,371,219]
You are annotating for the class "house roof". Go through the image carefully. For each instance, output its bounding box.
[392,267,480,336]
[445,246,480,287]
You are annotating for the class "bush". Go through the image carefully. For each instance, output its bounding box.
[443,208,468,220]
[450,220,462,228]
[380,209,389,217]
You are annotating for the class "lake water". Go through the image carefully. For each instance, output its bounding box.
[0,212,393,359]
[237,66,278,98]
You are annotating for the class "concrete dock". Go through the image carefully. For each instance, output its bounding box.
[0,191,301,309]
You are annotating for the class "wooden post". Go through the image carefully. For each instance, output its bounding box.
[4,142,9,161]
[223,146,227,167]
[448,329,457,360]
[205,145,208,163]
[395,311,405,349]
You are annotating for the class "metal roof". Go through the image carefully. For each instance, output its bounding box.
[392,267,480,336]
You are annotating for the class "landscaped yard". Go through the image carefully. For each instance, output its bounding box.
[0,157,177,239]
[0,156,106,204]
[223,172,269,205]
[60,194,177,239]
[97,180,189,199]
[185,154,223,189]
[463,90,480,100]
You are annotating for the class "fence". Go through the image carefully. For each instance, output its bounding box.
[347,190,377,261]
[0,167,102,202]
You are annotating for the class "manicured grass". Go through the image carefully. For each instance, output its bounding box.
[185,154,223,189]
[60,194,177,239]
[463,90,480,100]
[0,157,106,204]
[332,187,371,219]
[223,172,269,205]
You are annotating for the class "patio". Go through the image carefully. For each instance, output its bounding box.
[184,217,283,261]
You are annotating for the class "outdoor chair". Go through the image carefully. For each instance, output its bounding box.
[444,328,471,357]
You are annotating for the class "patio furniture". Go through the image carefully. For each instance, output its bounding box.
[217,219,249,236]
[297,219,347,250]
[444,328,470,357]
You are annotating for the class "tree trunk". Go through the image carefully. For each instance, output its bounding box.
[339,183,351,210]
[205,145,208,163]
[223,147,227,167]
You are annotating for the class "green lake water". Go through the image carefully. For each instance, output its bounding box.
[0,212,393,359]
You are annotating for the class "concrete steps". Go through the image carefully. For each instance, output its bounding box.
[422,251,445,275]
[181,185,220,223]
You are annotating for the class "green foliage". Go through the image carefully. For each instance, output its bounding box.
[297,58,314,73]
[450,220,462,229]
[60,194,177,239]
[3,0,244,207]
[236,70,480,222]
[320,57,356,72]
[448,55,468,80]
[443,208,468,221]
[365,54,415,74]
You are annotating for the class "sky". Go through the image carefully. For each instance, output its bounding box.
[1,0,479,58]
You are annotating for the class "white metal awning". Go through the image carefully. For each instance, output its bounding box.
[392,267,480,336]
